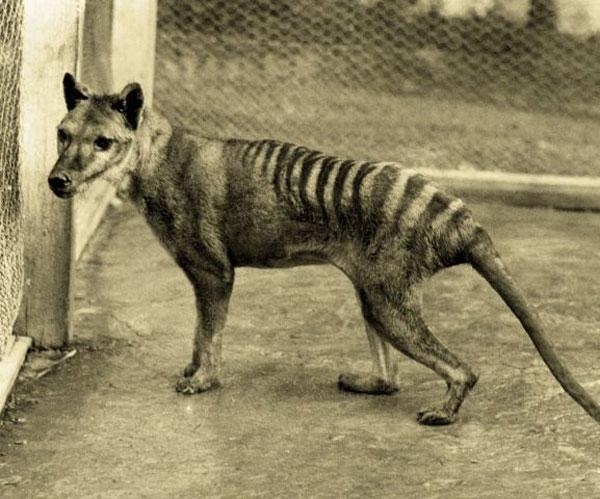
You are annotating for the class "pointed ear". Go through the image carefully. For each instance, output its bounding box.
[112,83,144,130]
[63,72,89,110]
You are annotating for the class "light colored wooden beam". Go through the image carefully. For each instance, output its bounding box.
[0,336,32,412]
[420,168,600,212]
[73,0,115,260]
[74,0,158,260]
[17,0,81,347]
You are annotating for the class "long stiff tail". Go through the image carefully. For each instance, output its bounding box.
[466,227,600,423]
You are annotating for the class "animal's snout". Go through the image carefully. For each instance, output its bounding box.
[48,172,74,198]
[48,172,71,190]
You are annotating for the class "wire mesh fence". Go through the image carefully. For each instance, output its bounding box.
[155,1,600,176]
[0,0,23,357]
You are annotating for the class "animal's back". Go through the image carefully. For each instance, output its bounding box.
[223,138,476,273]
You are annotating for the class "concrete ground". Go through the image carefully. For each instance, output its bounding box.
[1,200,600,498]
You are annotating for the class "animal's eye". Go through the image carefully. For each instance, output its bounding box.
[94,136,113,151]
[57,128,68,142]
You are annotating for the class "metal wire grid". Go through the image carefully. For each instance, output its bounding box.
[155,1,600,176]
[0,0,24,356]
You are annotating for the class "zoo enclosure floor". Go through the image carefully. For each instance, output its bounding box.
[1,201,600,497]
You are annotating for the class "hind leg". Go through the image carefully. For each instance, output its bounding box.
[338,323,402,395]
[338,289,402,395]
[363,287,478,425]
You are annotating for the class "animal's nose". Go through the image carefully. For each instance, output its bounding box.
[48,172,72,191]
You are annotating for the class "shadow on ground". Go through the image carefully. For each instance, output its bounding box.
[1,201,600,497]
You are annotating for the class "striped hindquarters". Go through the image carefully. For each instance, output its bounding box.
[238,139,474,266]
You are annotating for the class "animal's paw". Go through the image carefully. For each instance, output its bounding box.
[175,374,220,395]
[337,372,399,395]
[416,407,456,426]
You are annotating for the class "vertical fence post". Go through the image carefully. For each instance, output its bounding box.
[73,0,115,260]
[17,0,157,347]
[17,0,82,347]
[73,0,158,260]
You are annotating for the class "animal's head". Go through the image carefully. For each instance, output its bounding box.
[48,73,144,198]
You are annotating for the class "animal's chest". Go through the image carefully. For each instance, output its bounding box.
[142,193,190,255]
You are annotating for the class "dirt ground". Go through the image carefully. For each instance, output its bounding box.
[1,200,600,498]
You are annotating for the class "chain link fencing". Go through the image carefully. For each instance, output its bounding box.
[154,1,600,177]
[0,0,23,357]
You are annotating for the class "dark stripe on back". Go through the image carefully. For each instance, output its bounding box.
[392,174,428,231]
[248,140,266,168]
[436,205,472,266]
[284,147,311,198]
[315,157,339,224]
[240,141,259,169]
[298,151,323,213]
[272,142,294,197]
[260,140,279,176]
[350,162,378,229]
[404,190,453,252]
[370,165,399,223]
[332,159,355,227]
[363,164,399,243]
[425,191,455,228]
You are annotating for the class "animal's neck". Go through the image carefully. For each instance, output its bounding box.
[123,108,173,202]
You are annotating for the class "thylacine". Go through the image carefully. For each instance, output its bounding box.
[48,73,600,425]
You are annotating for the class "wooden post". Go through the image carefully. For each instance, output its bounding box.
[73,0,158,259]
[17,0,157,347]
[17,0,81,347]
[73,0,116,260]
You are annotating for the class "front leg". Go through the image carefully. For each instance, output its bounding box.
[176,271,233,394]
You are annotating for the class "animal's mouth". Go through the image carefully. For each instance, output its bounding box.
[51,187,76,199]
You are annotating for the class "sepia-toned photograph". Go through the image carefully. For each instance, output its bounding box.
[0,0,599,496]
